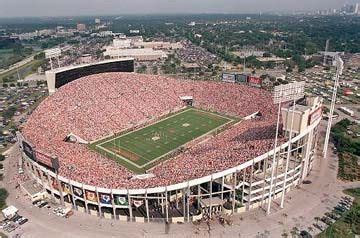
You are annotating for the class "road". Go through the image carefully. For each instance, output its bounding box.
[0,55,36,74]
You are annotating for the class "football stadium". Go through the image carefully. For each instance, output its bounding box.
[17,65,323,223]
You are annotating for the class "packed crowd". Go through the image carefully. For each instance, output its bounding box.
[22,72,279,189]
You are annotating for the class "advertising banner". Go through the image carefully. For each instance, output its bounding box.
[308,107,322,126]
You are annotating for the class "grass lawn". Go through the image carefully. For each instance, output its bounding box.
[92,108,233,173]
[318,188,360,238]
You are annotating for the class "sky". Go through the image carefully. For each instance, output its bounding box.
[0,0,357,17]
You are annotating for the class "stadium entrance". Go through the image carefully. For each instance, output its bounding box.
[180,96,194,106]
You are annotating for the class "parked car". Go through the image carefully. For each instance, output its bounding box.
[18,218,28,225]
[300,230,312,238]
[38,202,48,208]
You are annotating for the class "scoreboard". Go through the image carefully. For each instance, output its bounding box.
[221,72,261,88]
[248,76,262,87]
[222,73,236,83]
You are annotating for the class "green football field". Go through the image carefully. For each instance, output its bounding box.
[93,108,233,173]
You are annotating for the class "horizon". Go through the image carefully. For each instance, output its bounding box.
[0,0,358,18]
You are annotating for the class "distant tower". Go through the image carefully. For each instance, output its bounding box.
[323,39,330,66]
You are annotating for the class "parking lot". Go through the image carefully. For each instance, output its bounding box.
[1,213,28,233]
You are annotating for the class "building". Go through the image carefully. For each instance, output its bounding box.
[77,23,86,32]
[20,180,48,202]
[80,54,92,64]
[282,97,322,135]
[317,51,345,66]
[95,18,101,24]
[133,41,182,50]
[98,31,114,37]
[113,38,131,48]
[2,206,18,219]
[103,48,167,61]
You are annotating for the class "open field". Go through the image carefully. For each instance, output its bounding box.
[93,108,233,173]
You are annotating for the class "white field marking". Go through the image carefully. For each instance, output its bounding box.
[96,108,193,147]
[95,144,148,169]
[141,121,236,168]
[95,108,235,169]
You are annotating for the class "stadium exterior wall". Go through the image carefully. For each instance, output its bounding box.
[20,113,322,223]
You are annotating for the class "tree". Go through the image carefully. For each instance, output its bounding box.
[0,188,8,209]
[263,52,271,57]
[34,52,45,60]
[152,66,158,75]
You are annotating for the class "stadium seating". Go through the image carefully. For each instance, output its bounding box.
[22,72,280,189]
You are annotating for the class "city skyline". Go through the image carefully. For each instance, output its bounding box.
[0,0,359,17]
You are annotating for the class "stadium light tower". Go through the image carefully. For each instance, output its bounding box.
[268,81,305,214]
[323,56,344,159]
[45,48,62,70]
[280,97,296,208]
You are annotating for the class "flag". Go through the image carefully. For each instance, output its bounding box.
[99,193,112,204]
[85,190,97,202]
[73,187,83,197]
[51,178,59,190]
[133,200,144,208]
[114,196,128,206]
[61,183,71,194]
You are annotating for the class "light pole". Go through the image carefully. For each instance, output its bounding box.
[267,81,305,214]
[323,56,343,159]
